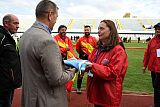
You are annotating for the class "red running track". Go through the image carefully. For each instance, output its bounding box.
[12,88,153,107]
[73,45,146,49]
[125,47,146,49]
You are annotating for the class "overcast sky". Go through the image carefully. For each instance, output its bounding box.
[0,0,160,19]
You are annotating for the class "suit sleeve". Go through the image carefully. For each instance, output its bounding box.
[40,39,75,87]
[90,48,128,80]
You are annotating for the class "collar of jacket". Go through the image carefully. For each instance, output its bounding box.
[84,35,91,38]
[96,41,115,52]
[156,35,160,39]
[57,33,66,40]
[35,21,52,34]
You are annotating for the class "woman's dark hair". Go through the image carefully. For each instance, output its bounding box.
[97,20,119,51]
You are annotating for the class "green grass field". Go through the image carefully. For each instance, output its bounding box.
[17,40,153,93]
[72,40,154,93]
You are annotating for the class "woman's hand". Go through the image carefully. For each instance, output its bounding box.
[84,62,93,72]
[84,62,93,68]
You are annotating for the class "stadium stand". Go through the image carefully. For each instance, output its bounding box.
[53,18,70,31]
[85,19,94,29]
[71,19,84,30]
[141,19,151,27]
[120,19,144,31]
[94,19,102,30]
[16,18,160,32]
[1,17,159,40]
[149,19,160,26]
[19,18,34,31]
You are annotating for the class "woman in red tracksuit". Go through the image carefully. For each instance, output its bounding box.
[85,20,128,107]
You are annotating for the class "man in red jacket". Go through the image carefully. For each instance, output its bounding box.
[54,25,77,93]
[142,22,160,107]
[76,25,97,94]
[54,25,76,60]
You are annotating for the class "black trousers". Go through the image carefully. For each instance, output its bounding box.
[151,71,160,107]
[77,52,88,89]
[0,90,14,107]
[94,104,104,107]
[77,73,84,89]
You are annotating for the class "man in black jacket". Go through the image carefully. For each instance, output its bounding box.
[0,14,21,107]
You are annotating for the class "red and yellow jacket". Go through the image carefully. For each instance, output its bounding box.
[143,35,160,72]
[87,45,128,106]
[54,34,77,92]
[54,34,76,60]
[76,35,97,56]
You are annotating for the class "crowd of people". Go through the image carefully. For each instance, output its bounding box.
[0,0,159,107]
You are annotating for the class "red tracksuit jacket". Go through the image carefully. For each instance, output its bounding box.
[76,35,97,55]
[54,34,76,59]
[143,35,160,72]
[87,45,128,107]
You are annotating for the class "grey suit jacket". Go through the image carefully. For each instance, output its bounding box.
[19,23,75,107]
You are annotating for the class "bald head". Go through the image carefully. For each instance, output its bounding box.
[3,14,19,34]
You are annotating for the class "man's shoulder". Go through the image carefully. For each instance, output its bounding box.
[0,26,7,37]
[89,35,96,39]
[29,23,49,34]
[54,34,60,38]
[0,32,4,37]
[53,34,61,41]
[0,31,7,41]
[79,36,85,40]
[24,24,49,36]
[22,26,52,45]
[65,36,71,40]
[148,37,157,44]
[54,34,59,37]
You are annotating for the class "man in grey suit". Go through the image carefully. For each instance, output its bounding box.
[19,0,76,107]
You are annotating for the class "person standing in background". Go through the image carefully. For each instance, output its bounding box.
[76,25,97,94]
[54,25,77,93]
[142,22,160,107]
[138,37,140,43]
[0,14,22,107]
[54,25,77,60]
